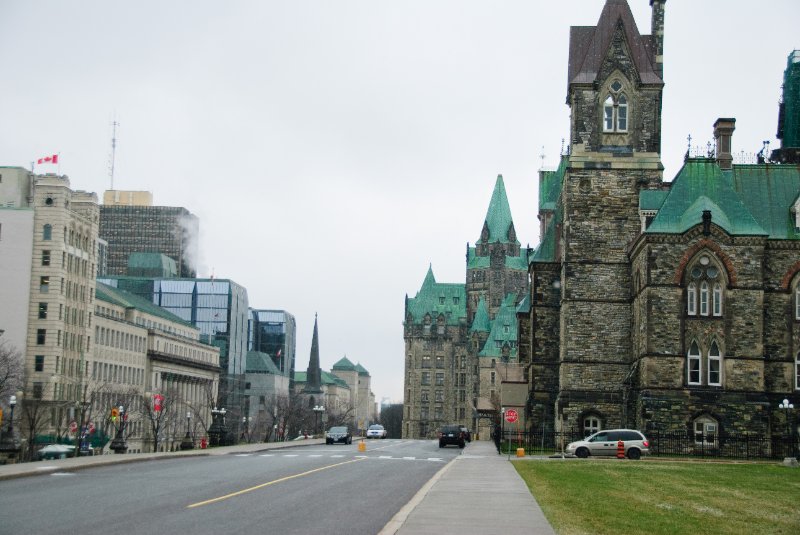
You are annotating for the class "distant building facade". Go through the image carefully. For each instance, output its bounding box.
[248,309,297,388]
[99,191,199,278]
[403,176,529,439]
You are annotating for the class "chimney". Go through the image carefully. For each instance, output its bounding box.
[650,0,666,78]
[713,118,736,170]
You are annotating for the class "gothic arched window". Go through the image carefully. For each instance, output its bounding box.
[688,341,701,385]
[602,80,629,133]
[708,341,722,386]
[686,254,724,317]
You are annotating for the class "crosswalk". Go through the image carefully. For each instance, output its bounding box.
[234,452,444,462]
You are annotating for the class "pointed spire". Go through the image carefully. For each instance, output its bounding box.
[421,264,436,290]
[305,313,323,393]
[478,174,518,245]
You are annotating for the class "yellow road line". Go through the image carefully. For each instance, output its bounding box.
[187,457,365,508]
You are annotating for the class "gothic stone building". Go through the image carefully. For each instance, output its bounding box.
[403,176,529,439]
[521,0,800,442]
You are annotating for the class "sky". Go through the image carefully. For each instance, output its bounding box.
[1,1,798,404]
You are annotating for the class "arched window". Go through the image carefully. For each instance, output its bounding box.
[700,282,709,316]
[713,283,723,316]
[688,341,701,385]
[603,96,614,131]
[686,254,724,317]
[708,341,722,385]
[43,224,52,240]
[617,94,628,131]
[796,286,800,320]
[694,415,718,447]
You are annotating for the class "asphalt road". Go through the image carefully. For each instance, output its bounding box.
[0,439,462,535]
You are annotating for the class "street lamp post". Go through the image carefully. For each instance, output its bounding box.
[8,395,16,436]
[180,411,194,450]
[312,405,325,436]
[110,405,128,454]
[241,416,252,443]
[779,398,796,463]
[0,394,21,463]
[208,407,227,447]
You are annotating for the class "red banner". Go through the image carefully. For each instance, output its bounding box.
[153,394,164,412]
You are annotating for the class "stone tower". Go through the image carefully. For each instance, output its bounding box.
[556,0,665,430]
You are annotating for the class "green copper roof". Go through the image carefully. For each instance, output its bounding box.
[728,164,800,239]
[294,370,351,389]
[539,155,568,211]
[516,294,531,314]
[332,356,356,371]
[246,351,284,375]
[478,175,518,245]
[639,189,669,211]
[322,370,350,388]
[531,215,558,262]
[479,293,519,359]
[355,363,369,376]
[96,282,193,328]
[470,296,491,333]
[127,252,178,277]
[646,159,766,236]
[405,266,466,326]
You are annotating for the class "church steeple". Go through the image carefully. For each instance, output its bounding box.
[478,175,517,246]
[304,313,323,394]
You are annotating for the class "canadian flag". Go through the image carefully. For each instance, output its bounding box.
[37,154,59,165]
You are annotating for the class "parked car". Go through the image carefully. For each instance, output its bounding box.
[459,426,472,442]
[438,424,466,448]
[326,426,352,445]
[566,429,650,460]
[366,424,387,439]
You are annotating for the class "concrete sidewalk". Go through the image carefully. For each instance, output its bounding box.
[381,440,556,535]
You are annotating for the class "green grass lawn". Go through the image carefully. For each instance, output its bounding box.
[513,459,800,535]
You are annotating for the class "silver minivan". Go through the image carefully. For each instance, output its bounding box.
[566,429,650,460]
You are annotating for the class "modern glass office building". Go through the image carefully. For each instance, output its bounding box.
[99,276,249,414]
[99,205,199,278]
[248,309,297,389]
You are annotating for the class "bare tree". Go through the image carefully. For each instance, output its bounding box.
[0,338,24,401]
[19,396,50,462]
[139,386,181,452]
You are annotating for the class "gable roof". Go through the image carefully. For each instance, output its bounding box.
[568,0,661,93]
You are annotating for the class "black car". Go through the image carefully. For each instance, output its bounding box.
[325,426,352,445]
[438,425,465,448]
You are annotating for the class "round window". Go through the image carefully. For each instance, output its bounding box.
[691,267,702,279]
[706,267,719,278]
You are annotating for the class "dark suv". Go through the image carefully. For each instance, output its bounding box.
[438,425,466,448]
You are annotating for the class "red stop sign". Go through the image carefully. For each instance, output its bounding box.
[505,409,519,423]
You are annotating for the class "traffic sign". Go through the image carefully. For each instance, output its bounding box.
[505,409,519,423]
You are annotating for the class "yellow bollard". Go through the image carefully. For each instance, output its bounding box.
[516,447,525,458]
[358,440,366,452]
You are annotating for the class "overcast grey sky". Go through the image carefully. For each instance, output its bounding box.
[1,1,798,403]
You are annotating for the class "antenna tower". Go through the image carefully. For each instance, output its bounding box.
[109,119,119,190]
